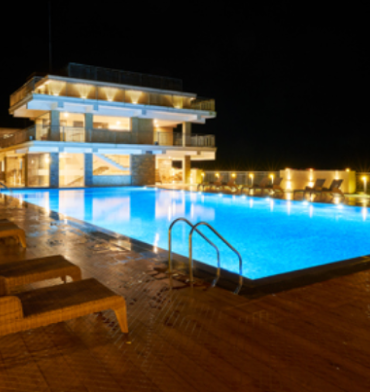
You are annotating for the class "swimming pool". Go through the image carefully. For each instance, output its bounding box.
[5,187,370,280]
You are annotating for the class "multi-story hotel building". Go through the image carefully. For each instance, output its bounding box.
[0,63,216,188]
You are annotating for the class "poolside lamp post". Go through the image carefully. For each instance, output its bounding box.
[362,176,367,194]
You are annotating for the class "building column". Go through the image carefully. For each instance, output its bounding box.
[4,157,11,186]
[22,156,28,187]
[0,157,6,184]
[131,154,155,185]
[85,113,93,142]
[49,153,59,188]
[182,122,191,146]
[85,153,93,186]
[184,156,191,184]
[130,118,154,144]
[50,111,60,141]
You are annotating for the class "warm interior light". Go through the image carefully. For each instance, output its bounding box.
[232,173,236,178]
[48,80,65,96]
[346,168,350,172]
[64,113,69,118]
[104,87,118,102]
[362,176,367,182]
[249,173,254,178]
[128,90,142,104]
[76,84,92,99]
[173,96,183,109]
[216,173,220,178]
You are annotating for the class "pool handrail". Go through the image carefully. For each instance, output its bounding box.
[168,218,220,287]
[0,182,8,191]
[189,222,243,295]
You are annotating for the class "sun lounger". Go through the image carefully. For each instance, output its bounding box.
[240,176,268,195]
[293,179,326,200]
[0,219,11,224]
[313,179,345,201]
[247,177,270,195]
[0,255,82,296]
[0,223,26,248]
[0,278,128,336]
[203,176,224,191]
[264,177,284,195]
[219,178,240,193]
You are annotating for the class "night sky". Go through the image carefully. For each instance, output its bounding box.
[1,2,368,171]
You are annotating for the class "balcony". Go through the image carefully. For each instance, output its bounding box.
[0,126,216,149]
[10,77,216,112]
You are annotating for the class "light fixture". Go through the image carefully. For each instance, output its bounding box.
[64,113,69,118]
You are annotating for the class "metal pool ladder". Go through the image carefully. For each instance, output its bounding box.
[168,218,243,295]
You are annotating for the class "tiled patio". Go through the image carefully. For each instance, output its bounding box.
[1,194,370,391]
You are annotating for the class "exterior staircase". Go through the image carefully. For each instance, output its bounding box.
[66,167,109,187]
[65,155,128,187]
[94,154,129,172]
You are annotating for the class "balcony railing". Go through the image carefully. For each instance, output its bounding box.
[10,77,216,112]
[0,126,216,149]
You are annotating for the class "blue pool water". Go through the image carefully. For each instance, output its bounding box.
[5,187,370,280]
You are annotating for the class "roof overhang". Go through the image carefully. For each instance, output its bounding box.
[10,94,216,126]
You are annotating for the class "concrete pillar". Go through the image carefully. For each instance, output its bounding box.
[130,118,154,144]
[50,111,60,141]
[49,153,59,188]
[22,156,28,187]
[182,122,191,146]
[184,156,191,184]
[131,154,155,185]
[0,157,6,184]
[85,113,93,142]
[4,157,12,186]
[85,153,93,187]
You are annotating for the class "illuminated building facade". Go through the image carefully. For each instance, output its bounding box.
[0,63,216,188]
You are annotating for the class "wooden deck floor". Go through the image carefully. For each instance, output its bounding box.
[0,195,370,391]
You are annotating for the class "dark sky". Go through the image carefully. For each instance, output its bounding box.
[1,2,368,170]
